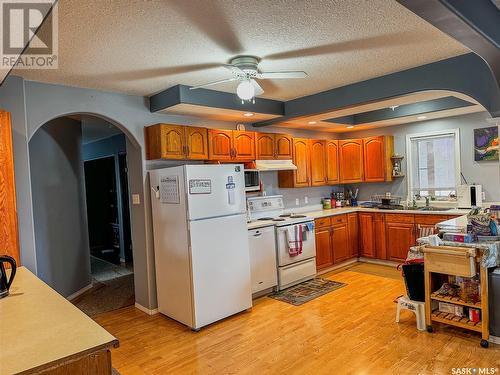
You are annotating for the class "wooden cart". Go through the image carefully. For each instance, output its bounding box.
[422,245,489,348]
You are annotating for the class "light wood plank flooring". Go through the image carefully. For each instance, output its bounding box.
[95,265,500,374]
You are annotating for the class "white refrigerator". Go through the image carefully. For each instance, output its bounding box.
[149,164,252,330]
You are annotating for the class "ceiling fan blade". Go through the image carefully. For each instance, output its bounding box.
[251,79,264,95]
[258,71,308,79]
[189,77,238,90]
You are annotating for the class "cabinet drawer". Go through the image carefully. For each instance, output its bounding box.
[423,246,476,277]
[385,213,414,223]
[315,217,331,228]
[414,214,449,225]
[331,214,347,225]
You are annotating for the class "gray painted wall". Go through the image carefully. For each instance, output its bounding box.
[29,117,91,297]
[339,112,500,202]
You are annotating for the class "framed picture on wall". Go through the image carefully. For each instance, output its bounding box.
[474,126,499,161]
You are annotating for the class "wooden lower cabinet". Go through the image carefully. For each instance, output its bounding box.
[347,213,359,258]
[315,224,333,270]
[385,222,416,262]
[358,212,375,258]
[332,223,349,263]
[374,213,386,259]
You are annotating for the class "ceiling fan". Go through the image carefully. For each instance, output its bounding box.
[189,55,307,103]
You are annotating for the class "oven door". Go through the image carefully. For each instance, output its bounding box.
[276,222,316,267]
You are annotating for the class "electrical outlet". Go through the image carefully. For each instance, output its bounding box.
[295,198,300,206]
[304,196,308,204]
[132,194,141,205]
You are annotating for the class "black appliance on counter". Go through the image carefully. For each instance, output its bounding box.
[489,268,500,337]
[0,255,17,298]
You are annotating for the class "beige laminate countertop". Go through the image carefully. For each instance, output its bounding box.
[247,207,468,229]
[0,267,118,375]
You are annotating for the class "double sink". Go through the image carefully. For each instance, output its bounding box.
[405,206,453,212]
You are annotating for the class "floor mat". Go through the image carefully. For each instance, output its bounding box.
[269,278,346,306]
[72,273,135,317]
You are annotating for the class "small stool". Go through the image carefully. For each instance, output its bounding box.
[395,295,425,331]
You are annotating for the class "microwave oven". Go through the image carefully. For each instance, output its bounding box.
[244,170,260,192]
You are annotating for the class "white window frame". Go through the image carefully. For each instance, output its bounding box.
[406,128,461,201]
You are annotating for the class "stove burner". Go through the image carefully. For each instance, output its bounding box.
[272,218,286,222]
[289,214,307,218]
[258,217,274,221]
[279,214,291,217]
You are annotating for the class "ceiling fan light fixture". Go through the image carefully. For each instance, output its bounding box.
[236,80,255,101]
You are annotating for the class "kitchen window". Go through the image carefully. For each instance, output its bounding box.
[406,129,461,200]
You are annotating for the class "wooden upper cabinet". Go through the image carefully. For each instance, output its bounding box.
[274,134,293,159]
[208,129,233,161]
[309,140,326,186]
[145,124,208,160]
[185,127,208,160]
[145,124,185,160]
[256,133,275,159]
[339,139,363,183]
[363,136,393,182]
[325,140,339,185]
[233,131,256,160]
[278,138,310,188]
[292,138,310,187]
[0,111,20,265]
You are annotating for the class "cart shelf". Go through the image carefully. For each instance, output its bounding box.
[431,311,482,332]
[430,292,481,309]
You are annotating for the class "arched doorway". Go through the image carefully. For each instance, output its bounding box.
[28,113,140,316]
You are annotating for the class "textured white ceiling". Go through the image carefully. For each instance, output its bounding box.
[15,0,469,100]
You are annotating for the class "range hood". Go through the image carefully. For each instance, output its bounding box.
[253,159,297,171]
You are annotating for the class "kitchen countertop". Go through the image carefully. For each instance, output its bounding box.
[0,267,118,375]
[247,207,468,229]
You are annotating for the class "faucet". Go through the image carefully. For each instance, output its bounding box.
[424,196,430,208]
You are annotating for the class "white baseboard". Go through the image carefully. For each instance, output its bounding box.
[489,335,500,344]
[316,258,358,276]
[358,257,400,267]
[67,283,93,301]
[135,302,159,315]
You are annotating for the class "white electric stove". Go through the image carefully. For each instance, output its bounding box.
[247,195,317,290]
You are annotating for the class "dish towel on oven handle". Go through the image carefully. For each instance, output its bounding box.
[285,224,303,256]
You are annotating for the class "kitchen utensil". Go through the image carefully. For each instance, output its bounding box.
[0,255,17,298]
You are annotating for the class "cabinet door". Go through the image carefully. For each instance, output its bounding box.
[208,129,233,160]
[315,226,333,270]
[0,111,20,265]
[233,131,256,160]
[185,127,208,160]
[386,222,415,262]
[275,134,293,159]
[162,124,186,159]
[363,136,385,182]
[358,213,375,257]
[347,213,359,258]
[292,138,310,187]
[256,133,275,159]
[339,139,363,183]
[325,140,339,185]
[374,213,387,260]
[309,140,326,186]
[332,223,349,263]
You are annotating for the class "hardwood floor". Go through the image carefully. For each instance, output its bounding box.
[95,266,500,374]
